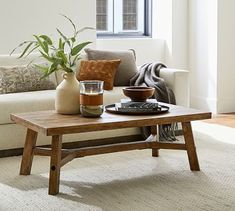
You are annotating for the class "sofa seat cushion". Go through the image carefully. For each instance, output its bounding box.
[0,87,127,125]
[0,90,55,125]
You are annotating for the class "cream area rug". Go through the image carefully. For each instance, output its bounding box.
[0,121,235,211]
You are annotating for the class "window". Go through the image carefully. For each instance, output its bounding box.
[96,0,152,37]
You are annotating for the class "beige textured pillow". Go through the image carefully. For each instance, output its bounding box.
[0,65,56,94]
[84,48,138,86]
[77,60,121,90]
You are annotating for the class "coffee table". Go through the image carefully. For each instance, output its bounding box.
[10,103,211,195]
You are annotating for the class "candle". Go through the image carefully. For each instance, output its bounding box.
[80,81,104,117]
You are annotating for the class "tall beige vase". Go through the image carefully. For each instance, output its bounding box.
[55,72,80,114]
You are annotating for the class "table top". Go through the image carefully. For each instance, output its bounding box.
[10,103,211,136]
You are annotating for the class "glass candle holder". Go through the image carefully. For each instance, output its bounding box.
[80,80,104,117]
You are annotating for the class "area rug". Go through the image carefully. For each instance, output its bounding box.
[0,121,235,211]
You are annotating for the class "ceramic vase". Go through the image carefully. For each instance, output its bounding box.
[55,72,80,114]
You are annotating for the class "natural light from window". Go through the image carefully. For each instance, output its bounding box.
[96,0,151,36]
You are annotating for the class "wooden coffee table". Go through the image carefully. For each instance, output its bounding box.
[10,104,211,195]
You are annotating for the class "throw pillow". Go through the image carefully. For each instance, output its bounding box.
[77,60,121,90]
[0,65,56,94]
[84,48,138,86]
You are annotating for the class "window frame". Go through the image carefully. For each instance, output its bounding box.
[97,0,152,38]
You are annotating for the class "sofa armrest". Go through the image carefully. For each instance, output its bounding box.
[136,66,190,106]
[159,68,189,107]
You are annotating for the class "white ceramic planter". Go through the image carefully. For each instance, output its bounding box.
[55,72,80,114]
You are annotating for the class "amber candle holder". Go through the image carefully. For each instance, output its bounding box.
[80,80,104,117]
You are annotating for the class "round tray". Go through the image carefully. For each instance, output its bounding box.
[105,104,169,115]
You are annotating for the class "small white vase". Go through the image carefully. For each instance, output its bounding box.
[55,72,80,114]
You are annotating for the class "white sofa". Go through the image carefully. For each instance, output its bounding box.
[0,54,189,153]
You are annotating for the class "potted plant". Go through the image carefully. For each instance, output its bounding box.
[11,14,93,114]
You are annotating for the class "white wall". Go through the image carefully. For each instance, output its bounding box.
[189,0,235,113]
[0,0,189,70]
[97,0,189,69]
[0,0,96,55]
[96,38,165,66]
[164,0,189,69]
[217,0,235,113]
[189,0,218,112]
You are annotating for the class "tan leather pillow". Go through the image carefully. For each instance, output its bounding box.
[77,60,121,90]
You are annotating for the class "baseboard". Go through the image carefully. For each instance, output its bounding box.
[0,135,143,158]
[191,95,235,113]
[190,96,217,113]
[217,98,235,113]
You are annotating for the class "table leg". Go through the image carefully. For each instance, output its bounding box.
[20,128,38,175]
[151,125,159,157]
[182,122,200,171]
[49,135,62,195]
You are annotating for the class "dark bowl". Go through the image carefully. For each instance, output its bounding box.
[123,86,155,102]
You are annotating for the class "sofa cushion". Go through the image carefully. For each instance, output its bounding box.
[77,59,121,90]
[0,90,55,125]
[0,65,56,94]
[84,48,138,86]
[0,87,127,125]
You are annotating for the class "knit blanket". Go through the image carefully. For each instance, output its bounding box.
[130,63,177,141]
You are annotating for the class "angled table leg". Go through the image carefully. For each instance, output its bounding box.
[49,135,62,195]
[151,125,159,157]
[20,128,38,175]
[182,122,200,171]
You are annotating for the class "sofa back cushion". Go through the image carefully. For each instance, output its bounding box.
[84,48,138,86]
[0,65,56,94]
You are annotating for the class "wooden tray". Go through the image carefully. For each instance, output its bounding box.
[105,104,169,115]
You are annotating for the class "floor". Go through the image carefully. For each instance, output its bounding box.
[1,122,235,210]
[204,113,235,128]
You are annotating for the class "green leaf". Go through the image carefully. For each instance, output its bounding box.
[60,14,76,34]
[59,38,63,49]
[75,27,94,37]
[72,53,81,66]
[57,51,68,64]
[34,64,50,79]
[58,38,65,51]
[34,64,49,73]
[18,42,34,58]
[71,41,92,56]
[47,59,63,75]
[33,35,47,53]
[37,61,60,79]
[10,40,34,55]
[25,44,39,57]
[39,35,53,45]
[39,50,55,62]
[56,28,71,47]
[71,37,76,43]
[43,41,49,54]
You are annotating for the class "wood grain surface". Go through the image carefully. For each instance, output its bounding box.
[10,103,211,136]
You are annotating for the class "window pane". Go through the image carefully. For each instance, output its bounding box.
[96,0,107,31]
[123,0,137,30]
[96,0,151,36]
